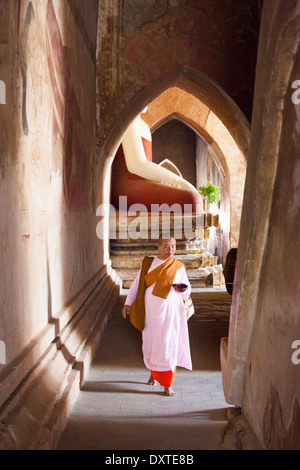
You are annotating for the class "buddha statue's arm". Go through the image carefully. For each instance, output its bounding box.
[122,115,199,194]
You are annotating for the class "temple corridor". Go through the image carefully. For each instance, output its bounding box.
[1,0,300,451]
[56,293,232,451]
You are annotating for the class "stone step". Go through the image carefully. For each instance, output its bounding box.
[121,276,214,289]
[190,290,232,319]
[110,246,204,255]
[117,265,224,289]
[110,240,205,251]
[112,212,219,230]
[109,212,219,242]
[110,252,218,270]
[110,214,223,290]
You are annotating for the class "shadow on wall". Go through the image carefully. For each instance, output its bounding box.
[0,0,120,451]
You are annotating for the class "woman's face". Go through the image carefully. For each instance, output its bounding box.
[158,238,176,260]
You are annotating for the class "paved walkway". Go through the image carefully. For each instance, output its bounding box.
[56,295,231,451]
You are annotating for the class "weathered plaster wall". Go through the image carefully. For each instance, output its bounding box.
[222,0,300,450]
[242,0,300,449]
[0,0,119,449]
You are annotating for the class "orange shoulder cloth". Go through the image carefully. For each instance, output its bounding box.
[130,256,184,331]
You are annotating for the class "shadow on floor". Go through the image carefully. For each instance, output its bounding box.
[56,295,231,450]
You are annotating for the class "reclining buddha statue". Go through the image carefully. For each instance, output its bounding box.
[111,109,202,215]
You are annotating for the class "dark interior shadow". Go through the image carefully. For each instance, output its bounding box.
[81,380,164,395]
[149,407,230,421]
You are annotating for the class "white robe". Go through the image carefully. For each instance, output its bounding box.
[125,257,192,373]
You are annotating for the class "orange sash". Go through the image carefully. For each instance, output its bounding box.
[130,256,184,331]
[145,258,184,299]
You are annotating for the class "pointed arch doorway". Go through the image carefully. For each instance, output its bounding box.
[103,87,248,292]
[97,70,249,293]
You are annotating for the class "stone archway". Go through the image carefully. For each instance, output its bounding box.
[98,68,250,268]
[142,86,247,250]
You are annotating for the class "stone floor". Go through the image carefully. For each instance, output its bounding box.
[56,295,232,451]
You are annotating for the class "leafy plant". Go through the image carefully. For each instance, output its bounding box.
[199,182,222,204]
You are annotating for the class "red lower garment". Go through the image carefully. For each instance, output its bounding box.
[151,368,176,388]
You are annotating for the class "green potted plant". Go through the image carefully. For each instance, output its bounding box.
[199,182,222,211]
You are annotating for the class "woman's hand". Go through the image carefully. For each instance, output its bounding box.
[122,304,131,318]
